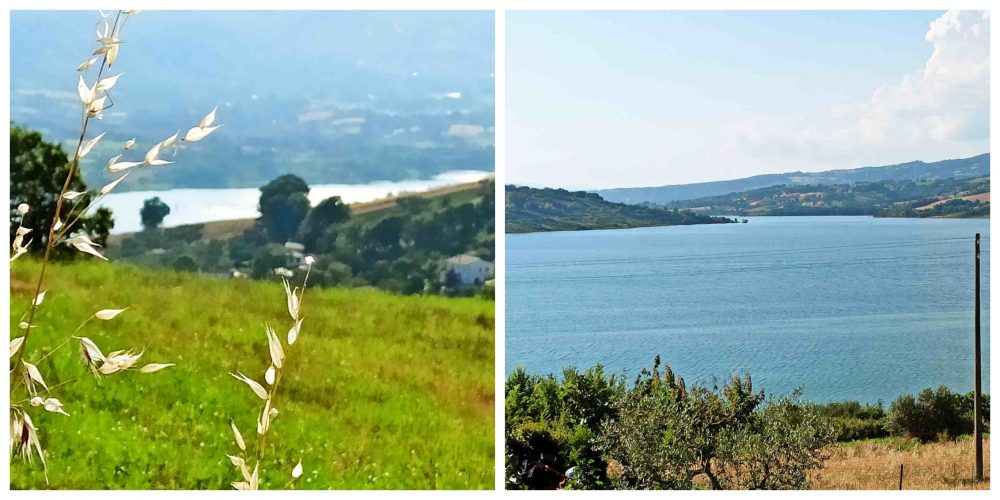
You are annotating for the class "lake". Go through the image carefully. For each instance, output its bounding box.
[97,170,492,234]
[506,216,990,403]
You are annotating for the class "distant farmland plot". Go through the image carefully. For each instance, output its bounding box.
[9,259,494,489]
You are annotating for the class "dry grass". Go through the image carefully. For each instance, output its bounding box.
[348,179,490,216]
[810,436,990,490]
[915,191,991,211]
[198,218,257,240]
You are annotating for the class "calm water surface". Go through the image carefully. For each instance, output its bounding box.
[98,170,491,233]
[506,216,990,403]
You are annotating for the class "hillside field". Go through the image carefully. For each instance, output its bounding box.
[9,259,494,489]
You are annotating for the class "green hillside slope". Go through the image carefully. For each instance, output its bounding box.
[9,259,493,489]
[506,185,735,233]
[665,177,989,218]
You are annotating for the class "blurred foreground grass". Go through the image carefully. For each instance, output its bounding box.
[10,259,494,489]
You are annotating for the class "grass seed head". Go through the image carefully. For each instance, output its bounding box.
[94,308,128,320]
[230,420,246,452]
[287,319,302,345]
[10,336,25,358]
[230,372,269,400]
[139,363,174,373]
[265,324,284,369]
[23,361,49,393]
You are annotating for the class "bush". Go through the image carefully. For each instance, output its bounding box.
[815,400,888,441]
[505,365,624,490]
[506,357,835,490]
[885,386,989,442]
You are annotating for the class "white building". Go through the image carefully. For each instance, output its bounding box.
[284,241,306,269]
[441,254,494,286]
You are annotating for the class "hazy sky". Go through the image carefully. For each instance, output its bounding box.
[507,11,990,190]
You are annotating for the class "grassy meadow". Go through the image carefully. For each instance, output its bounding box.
[811,436,990,490]
[9,258,494,489]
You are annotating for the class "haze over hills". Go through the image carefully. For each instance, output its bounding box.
[10,11,494,191]
[597,154,990,204]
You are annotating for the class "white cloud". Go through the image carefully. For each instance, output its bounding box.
[446,124,485,137]
[330,117,365,127]
[859,10,989,143]
[298,110,334,123]
[725,10,989,166]
[16,88,76,101]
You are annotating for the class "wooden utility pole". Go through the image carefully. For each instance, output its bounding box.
[974,233,983,483]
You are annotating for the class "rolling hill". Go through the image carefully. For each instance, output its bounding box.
[108,180,495,295]
[597,154,990,205]
[664,176,990,218]
[506,185,735,233]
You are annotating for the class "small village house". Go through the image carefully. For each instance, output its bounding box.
[441,254,494,286]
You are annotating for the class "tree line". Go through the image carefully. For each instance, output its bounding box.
[506,356,989,490]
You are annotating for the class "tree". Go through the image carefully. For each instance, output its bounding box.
[258,174,310,243]
[172,255,198,273]
[298,195,350,251]
[886,386,988,442]
[140,197,171,230]
[598,359,834,490]
[10,124,114,258]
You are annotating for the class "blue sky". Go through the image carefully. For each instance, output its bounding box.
[507,10,990,189]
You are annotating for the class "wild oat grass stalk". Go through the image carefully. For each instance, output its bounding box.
[9,10,219,482]
[227,256,315,490]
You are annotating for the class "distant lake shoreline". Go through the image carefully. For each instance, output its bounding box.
[506,213,987,235]
[98,170,492,234]
[506,216,990,403]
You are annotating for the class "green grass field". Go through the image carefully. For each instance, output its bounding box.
[10,259,494,489]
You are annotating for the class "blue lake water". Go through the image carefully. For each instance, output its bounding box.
[506,216,990,403]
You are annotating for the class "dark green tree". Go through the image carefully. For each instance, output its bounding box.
[85,207,115,247]
[298,195,350,251]
[258,174,310,243]
[10,124,113,258]
[140,197,171,230]
[172,255,199,273]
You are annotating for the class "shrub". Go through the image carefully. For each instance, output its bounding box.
[885,386,989,442]
[598,359,834,490]
[815,400,888,441]
[506,357,835,490]
[505,365,625,490]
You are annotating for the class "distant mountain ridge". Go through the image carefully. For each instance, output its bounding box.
[665,176,989,218]
[597,154,990,204]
